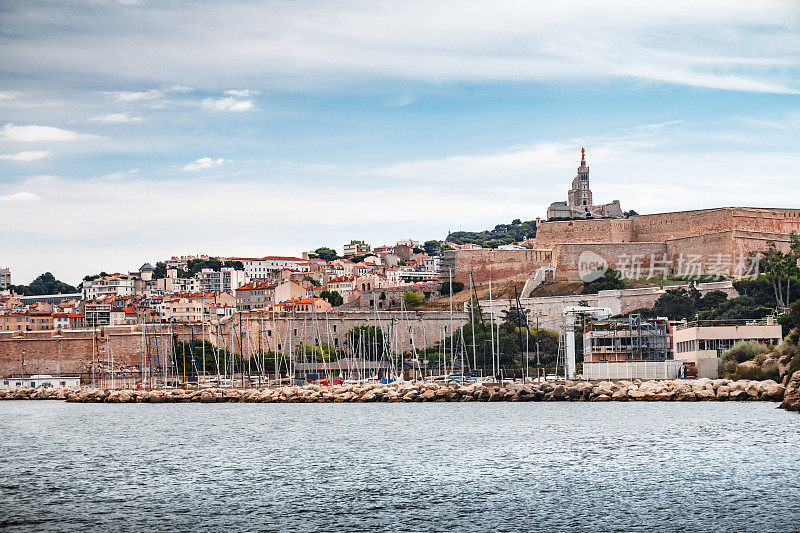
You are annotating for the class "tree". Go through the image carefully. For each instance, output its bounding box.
[83,271,109,282]
[624,210,639,218]
[153,262,167,279]
[423,240,441,254]
[780,300,800,331]
[313,247,339,262]
[501,306,528,328]
[224,260,244,271]
[446,219,538,247]
[763,233,800,309]
[403,291,423,308]
[581,268,625,294]
[346,325,386,358]
[651,286,701,320]
[183,258,243,276]
[295,342,335,362]
[439,281,464,296]
[698,290,729,311]
[319,290,343,307]
[12,272,77,295]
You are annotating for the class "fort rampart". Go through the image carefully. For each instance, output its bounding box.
[446,208,799,283]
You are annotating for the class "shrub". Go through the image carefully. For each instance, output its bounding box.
[722,340,770,364]
[760,363,780,382]
[720,340,773,380]
[439,281,465,295]
[734,364,764,381]
[581,268,625,294]
[403,291,423,308]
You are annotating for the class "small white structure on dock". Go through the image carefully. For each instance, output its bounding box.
[1,375,81,389]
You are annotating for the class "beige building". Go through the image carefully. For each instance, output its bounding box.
[278,297,333,313]
[673,319,783,378]
[164,292,237,322]
[0,268,10,290]
[236,280,308,311]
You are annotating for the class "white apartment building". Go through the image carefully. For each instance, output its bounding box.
[229,256,308,279]
[0,267,10,290]
[196,267,248,293]
[81,275,136,300]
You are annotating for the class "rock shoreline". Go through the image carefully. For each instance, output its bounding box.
[0,378,789,404]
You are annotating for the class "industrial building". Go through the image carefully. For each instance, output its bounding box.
[582,315,683,380]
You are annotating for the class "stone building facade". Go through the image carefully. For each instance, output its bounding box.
[547,148,623,220]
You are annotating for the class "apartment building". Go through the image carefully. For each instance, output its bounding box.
[343,240,370,257]
[229,256,307,280]
[84,302,112,327]
[196,267,248,293]
[80,274,136,300]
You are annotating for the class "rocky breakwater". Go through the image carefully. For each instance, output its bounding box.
[0,378,788,404]
[779,370,800,413]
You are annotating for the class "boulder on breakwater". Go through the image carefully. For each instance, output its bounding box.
[0,378,790,404]
[779,370,800,412]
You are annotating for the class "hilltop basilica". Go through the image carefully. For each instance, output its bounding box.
[547,148,623,220]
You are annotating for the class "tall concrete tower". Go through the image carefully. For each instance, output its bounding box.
[568,147,593,210]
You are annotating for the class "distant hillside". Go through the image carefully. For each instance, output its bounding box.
[446,219,537,248]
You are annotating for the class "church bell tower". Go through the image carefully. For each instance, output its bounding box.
[568,147,593,211]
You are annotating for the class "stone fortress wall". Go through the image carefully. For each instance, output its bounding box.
[445,207,800,283]
[0,327,146,379]
[0,311,469,381]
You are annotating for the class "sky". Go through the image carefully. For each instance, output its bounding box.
[1,0,799,286]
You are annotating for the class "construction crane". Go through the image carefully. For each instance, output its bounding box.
[558,306,612,380]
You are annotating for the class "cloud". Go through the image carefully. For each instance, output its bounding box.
[101,89,162,101]
[201,97,255,112]
[0,91,21,101]
[0,191,42,202]
[0,150,50,161]
[0,123,94,142]
[5,133,800,284]
[182,157,225,171]
[89,113,144,123]
[1,2,797,94]
[224,89,259,97]
[96,168,139,181]
[169,85,193,93]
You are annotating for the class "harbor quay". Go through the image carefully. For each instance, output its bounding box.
[2,377,799,412]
